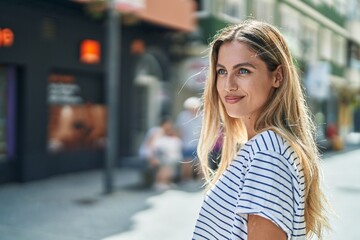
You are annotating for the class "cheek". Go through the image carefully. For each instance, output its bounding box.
[216,80,222,95]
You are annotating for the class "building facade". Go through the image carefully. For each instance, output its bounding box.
[0,0,196,183]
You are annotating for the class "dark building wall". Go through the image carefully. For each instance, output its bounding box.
[0,1,106,182]
[0,1,179,183]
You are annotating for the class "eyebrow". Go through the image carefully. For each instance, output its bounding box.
[216,62,256,69]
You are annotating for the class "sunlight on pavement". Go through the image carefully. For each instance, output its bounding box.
[102,189,204,240]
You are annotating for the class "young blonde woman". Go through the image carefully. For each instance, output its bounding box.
[193,20,329,240]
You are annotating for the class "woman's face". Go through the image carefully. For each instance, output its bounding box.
[216,41,280,120]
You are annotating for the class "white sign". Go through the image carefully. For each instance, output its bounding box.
[115,0,145,10]
[48,83,83,104]
[305,62,331,100]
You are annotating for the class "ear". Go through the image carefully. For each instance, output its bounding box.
[272,65,283,88]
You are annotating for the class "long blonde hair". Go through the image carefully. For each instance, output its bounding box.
[197,20,329,238]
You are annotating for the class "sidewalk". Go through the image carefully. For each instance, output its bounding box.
[0,168,203,240]
[0,142,359,240]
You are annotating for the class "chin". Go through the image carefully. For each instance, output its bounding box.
[226,111,243,119]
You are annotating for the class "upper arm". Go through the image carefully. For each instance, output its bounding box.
[247,214,287,240]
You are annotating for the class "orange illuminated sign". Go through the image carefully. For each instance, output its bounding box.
[0,28,14,47]
[80,39,101,64]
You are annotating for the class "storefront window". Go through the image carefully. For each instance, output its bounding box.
[47,72,106,153]
[0,67,7,161]
[217,0,247,23]
[0,65,16,161]
[253,0,275,23]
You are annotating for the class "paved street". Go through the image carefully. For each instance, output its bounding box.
[0,148,359,240]
[321,149,360,240]
[102,186,203,240]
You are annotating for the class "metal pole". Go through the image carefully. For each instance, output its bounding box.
[104,0,120,194]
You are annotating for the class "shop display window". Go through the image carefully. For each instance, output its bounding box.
[0,65,16,161]
[47,71,106,153]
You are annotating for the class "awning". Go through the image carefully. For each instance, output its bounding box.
[74,0,196,32]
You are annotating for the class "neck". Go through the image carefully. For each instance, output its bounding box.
[241,114,257,140]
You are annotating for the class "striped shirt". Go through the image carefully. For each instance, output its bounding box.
[193,130,306,240]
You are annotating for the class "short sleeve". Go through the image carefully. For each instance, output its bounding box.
[235,150,295,239]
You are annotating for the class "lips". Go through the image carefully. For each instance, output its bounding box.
[224,95,244,104]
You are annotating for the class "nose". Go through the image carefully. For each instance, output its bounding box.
[224,75,238,92]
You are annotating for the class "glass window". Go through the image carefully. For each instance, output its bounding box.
[333,35,346,66]
[347,0,360,20]
[253,0,275,23]
[320,28,332,60]
[0,67,7,161]
[0,65,16,161]
[302,18,319,64]
[47,72,106,153]
[279,4,301,57]
[195,0,210,17]
[217,0,247,23]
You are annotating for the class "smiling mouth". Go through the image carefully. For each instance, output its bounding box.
[224,96,244,104]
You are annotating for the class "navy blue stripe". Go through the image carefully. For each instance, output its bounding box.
[227,168,243,182]
[274,133,282,153]
[232,159,248,174]
[231,230,244,240]
[234,216,247,234]
[294,213,304,217]
[293,226,306,230]
[194,225,219,240]
[199,213,231,234]
[202,202,232,223]
[267,131,276,151]
[218,178,237,194]
[250,144,255,156]
[242,148,250,156]
[211,188,237,208]
[215,182,237,201]
[293,219,306,224]
[242,184,293,210]
[255,139,261,152]
[261,134,269,150]
[245,178,293,202]
[292,233,307,237]
[282,145,292,157]
[240,191,294,218]
[207,194,234,215]
[235,154,247,162]
[202,204,233,227]
[286,150,295,160]
[249,169,293,197]
[193,232,211,240]
[256,151,289,170]
[197,219,229,238]
[252,157,293,183]
[251,165,292,186]
[230,164,246,177]
[223,173,241,187]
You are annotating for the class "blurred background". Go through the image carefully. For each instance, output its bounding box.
[0,0,360,239]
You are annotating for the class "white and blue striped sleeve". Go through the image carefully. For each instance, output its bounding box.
[235,150,296,239]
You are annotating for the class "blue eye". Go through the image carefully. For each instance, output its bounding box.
[217,69,227,75]
[239,68,250,74]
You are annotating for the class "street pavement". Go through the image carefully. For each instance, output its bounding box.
[321,148,360,240]
[0,147,360,240]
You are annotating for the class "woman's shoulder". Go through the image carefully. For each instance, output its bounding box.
[244,129,293,158]
[241,130,303,182]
